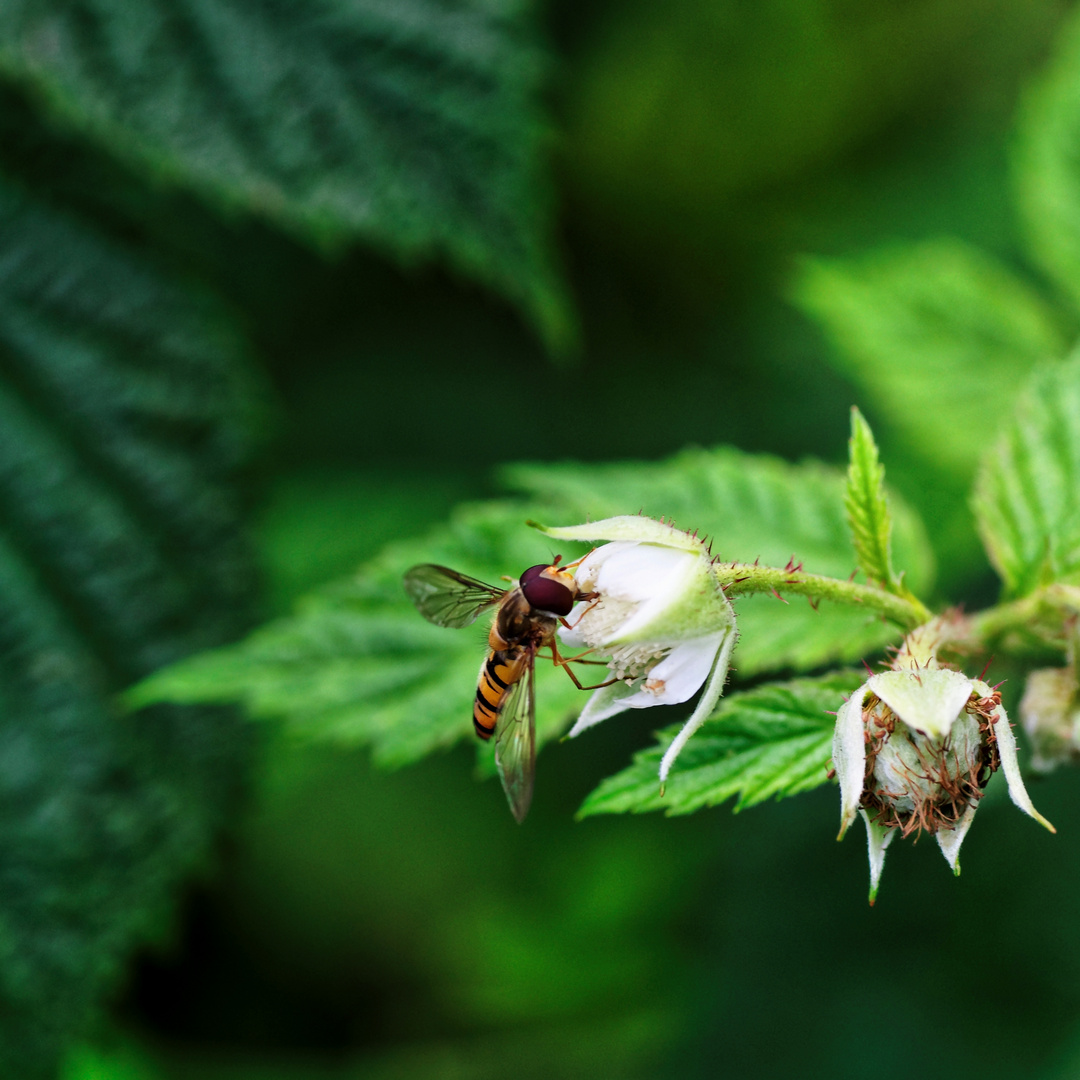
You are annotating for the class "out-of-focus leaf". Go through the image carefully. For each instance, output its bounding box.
[0,178,260,1075]
[0,0,572,350]
[133,448,931,785]
[256,469,477,614]
[579,673,861,818]
[1014,6,1080,316]
[505,447,933,674]
[973,354,1080,598]
[567,0,1065,260]
[845,406,899,592]
[62,1042,161,1080]
[793,240,1067,477]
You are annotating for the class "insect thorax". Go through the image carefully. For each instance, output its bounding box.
[491,589,556,649]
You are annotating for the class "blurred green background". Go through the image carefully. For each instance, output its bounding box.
[5,0,1080,1077]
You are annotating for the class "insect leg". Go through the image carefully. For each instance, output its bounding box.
[562,548,597,570]
[548,639,618,691]
[561,593,601,630]
[541,647,609,667]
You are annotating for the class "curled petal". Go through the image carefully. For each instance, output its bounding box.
[833,684,871,840]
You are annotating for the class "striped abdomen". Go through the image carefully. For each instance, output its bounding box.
[474,649,528,739]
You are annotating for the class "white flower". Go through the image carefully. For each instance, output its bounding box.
[833,631,1054,903]
[539,516,737,786]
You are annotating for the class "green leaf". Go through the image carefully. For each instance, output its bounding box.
[1013,6,1080,316]
[578,672,862,818]
[793,240,1067,477]
[0,178,261,1075]
[0,0,572,351]
[845,406,898,592]
[133,447,933,784]
[973,354,1080,598]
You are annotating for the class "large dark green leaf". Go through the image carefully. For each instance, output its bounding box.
[0,178,261,1076]
[579,673,861,818]
[0,0,572,350]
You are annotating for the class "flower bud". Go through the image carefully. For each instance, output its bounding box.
[833,637,1053,902]
[857,680,996,838]
[1020,667,1080,773]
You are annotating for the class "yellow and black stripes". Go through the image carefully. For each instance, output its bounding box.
[473,651,523,739]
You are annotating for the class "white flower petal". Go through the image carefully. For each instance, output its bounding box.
[570,634,727,740]
[566,679,643,738]
[833,684,871,840]
[974,680,1056,834]
[639,634,725,707]
[658,628,736,786]
[868,668,974,739]
[936,804,978,875]
[591,542,689,604]
[860,809,896,906]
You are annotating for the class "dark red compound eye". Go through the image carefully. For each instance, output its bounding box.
[520,563,576,616]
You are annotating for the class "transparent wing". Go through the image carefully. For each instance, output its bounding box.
[494,650,537,823]
[402,564,504,629]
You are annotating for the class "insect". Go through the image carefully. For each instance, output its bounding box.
[402,557,608,823]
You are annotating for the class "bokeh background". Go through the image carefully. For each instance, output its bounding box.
[4,1,1080,1077]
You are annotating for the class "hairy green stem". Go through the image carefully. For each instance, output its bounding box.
[712,559,1080,658]
[961,585,1080,653]
[713,562,932,629]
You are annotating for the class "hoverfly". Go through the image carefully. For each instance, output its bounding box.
[403,556,608,823]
